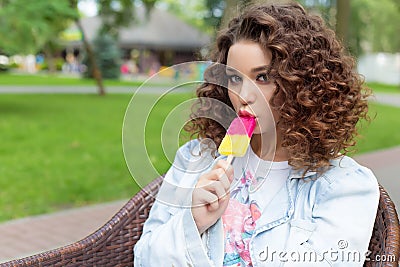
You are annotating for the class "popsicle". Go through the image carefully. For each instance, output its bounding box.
[218,116,256,164]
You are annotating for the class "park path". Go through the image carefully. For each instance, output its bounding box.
[0,200,127,263]
[372,92,400,107]
[0,88,398,263]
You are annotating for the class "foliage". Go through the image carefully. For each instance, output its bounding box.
[156,0,213,34]
[297,0,336,28]
[82,0,158,94]
[298,0,400,56]
[96,0,157,37]
[166,0,399,56]
[83,34,121,79]
[142,0,158,15]
[350,0,400,55]
[0,64,9,72]
[203,0,226,31]
[39,58,65,72]
[96,0,135,36]
[0,0,78,55]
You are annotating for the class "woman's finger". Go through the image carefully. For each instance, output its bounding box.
[213,160,234,182]
[202,180,227,199]
[193,188,219,210]
[197,169,231,192]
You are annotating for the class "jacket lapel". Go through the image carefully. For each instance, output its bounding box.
[253,169,315,235]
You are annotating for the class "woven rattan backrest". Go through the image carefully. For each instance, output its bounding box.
[364,185,400,266]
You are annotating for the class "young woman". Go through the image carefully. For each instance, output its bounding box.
[134,2,379,266]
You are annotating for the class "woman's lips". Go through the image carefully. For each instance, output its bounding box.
[239,110,255,118]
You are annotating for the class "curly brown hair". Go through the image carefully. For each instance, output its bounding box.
[184,2,370,174]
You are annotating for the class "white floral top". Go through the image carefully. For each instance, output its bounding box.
[222,147,289,267]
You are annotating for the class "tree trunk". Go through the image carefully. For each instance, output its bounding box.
[220,0,242,29]
[336,0,350,50]
[43,43,56,73]
[75,19,106,96]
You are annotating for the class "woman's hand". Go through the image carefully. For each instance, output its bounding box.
[191,160,234,234]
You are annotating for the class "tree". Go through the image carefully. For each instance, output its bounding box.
[149,0,212,34]
[204,0,225,30]
[96,0,135,37]
[160,0,398,58]
[80,0,158,95]
[220,0,301,30]
[0,0,106,94]
[84,34,121,79]
[336,0,350,49]
[68,0,106,95]
[349,0,400,56]
[0,1,78,55]
[298,0,400,56]
[97,0,157,36]
[220,0,245,29]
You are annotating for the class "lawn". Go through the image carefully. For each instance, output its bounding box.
[0,73,399,94]
[367,82,400,94]
[355,103,400,154]
[0,92,195,221]
[0,72,174,87]
[0,72,139,86]
[0,92,399,222]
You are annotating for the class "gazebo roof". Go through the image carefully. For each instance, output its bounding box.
[65,6,212,51]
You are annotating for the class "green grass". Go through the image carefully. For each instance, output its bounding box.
[367,82,400,94]
[355,103,400,154]
[1,73,399,94]
[0,72,173,87]
[0,93,194,221]
[0,93,399,222]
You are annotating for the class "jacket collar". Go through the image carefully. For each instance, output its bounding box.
[288,168,317,179]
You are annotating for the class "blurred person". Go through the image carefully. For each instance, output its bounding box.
[25,54,36,73]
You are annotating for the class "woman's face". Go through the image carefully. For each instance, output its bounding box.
[226,40,278,136]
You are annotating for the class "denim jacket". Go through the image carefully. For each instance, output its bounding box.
[134,139,379,267]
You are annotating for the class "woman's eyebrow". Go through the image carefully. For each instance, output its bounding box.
[225,65,269,73]
[225,67,237,73]
[251,65,269,73]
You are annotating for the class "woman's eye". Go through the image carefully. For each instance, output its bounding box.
[227,74,242,84]
[256,73,269,82]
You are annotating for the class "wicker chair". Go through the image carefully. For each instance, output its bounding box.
[1,176,399,267]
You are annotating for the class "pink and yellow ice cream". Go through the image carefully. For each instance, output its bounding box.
[218,116,256,158]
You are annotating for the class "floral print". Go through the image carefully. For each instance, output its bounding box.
[222,168,262,267]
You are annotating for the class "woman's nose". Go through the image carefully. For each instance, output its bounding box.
[239,79,257,105]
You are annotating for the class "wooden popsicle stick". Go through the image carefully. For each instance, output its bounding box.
[226,154,234,165]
